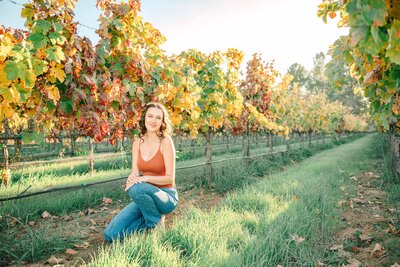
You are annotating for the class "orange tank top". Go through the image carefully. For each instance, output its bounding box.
[137,141,175,188]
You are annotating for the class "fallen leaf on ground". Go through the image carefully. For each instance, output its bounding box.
[41,211,51,219]
[47,255,65,265]
[100,207,110,211]
[78,211,85,216]
[344,258,361,267]
[387,224,398,235]
[111,209,120,215]
[73,241,90,249]
[291,234,305,244]
[350,176,358,181]
[340,186,346,191]
[317,259,325,266]
[65,248,78,255]
[86,208,97,215]
[90,219,97,225]
[391,263,400,267]
[102,197,112,205]
[63,215,73,221]
[359,233,372,242]
[329,244,344,251]
[371,243,385,257]
[28,221,35,226]
[352,246,360,253]
[338,200,346,207]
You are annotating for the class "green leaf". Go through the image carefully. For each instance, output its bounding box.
[386,20,400,64]
[60,99,73,114]
[36,20,52,35]
[173,74,182,87]
[380,114,389,130]
[46,46,65,63]
[112,100,120,110]
[34,132,45,144]
[371,25,387,50]
[53,22,63,32]
[21,131,44,144]
[48,32,65,45]
[363,0,387,27]
[21,132,34,144]
[28,33,49,50]
[350,26,369,46]
[32,59,48,76]
[4,61,18,80]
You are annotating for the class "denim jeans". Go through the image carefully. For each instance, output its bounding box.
[104,182,178,242]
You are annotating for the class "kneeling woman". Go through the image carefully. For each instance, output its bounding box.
[104,102,178,242]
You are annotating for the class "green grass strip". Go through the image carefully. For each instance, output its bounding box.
[91,135,374,266]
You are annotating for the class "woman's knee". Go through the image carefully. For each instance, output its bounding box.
[104,226,114,242]
[128,182,151,199]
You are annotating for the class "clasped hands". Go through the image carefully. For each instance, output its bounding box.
[125,173,148,191]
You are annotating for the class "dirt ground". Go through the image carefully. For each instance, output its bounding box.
[323,171,399,267]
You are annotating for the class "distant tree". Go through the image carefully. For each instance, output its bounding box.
[307,52,329,94]
[286,63,308,90]
[325,56,369,116]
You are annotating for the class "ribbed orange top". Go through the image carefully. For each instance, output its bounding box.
[138,144,175,188]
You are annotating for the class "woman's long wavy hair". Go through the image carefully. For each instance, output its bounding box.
[138,102,172,140]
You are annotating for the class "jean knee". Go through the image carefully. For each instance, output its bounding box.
[104,227,113,242]
[128,182,149,199]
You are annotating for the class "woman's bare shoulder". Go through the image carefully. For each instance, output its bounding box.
[132,137,142,146]
[161,135,174,147]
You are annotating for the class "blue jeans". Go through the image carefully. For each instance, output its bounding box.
[104,182,178,242]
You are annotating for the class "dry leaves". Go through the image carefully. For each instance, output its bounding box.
[316,260,325,266]
[344,258,362,267]
[73,241,90,249]
[102,197,112,205]
[41,211,51,219]
[386,224,398,235]
[47,255,65,265]
[391,263,400,267]
[329,244,344,251]
[371,243,385,257]
[65,248,78,255]
[291,234,305,244]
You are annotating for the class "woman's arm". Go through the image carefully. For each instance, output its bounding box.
[130,138,140,176]
[125,138,141,191]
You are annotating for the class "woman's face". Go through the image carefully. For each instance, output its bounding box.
[145,107,164,133]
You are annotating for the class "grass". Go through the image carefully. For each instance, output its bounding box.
[90,134,375,266]
[0,133,363,265]
[0,220,81,265]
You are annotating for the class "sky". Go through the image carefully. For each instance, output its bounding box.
[0,0,349,74]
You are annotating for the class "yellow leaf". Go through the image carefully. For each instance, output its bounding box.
[46,85,60,104]
[0,36,13,62]
[49,64,66,82]
[0,63,11,87]
[191,110,200,121]
[0,102,14,120]
[0,85,20,103]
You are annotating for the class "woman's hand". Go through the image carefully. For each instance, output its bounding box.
[125,173,148,191]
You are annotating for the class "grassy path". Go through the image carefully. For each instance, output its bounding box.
[91,135,378,266]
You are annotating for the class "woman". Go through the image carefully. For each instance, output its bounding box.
[104,102,178,242]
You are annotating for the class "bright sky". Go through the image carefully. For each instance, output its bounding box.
[0,0,348,74]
